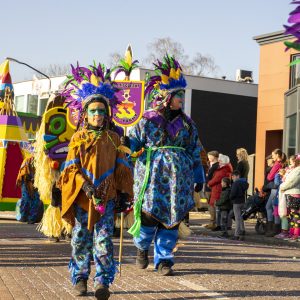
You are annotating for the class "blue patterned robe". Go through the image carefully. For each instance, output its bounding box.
[128,111,205,228]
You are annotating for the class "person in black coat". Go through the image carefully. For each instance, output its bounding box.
[236,148,250,179]
[215,177,231,237]
[230,170,249,240]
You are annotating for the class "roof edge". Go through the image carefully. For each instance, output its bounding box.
[253,30,293,45]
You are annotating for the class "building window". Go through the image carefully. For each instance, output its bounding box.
[38,98,48,115]
[27,95,38,115]
[286,113,297,157]
[15,95,26,112]
[290,54,300,88]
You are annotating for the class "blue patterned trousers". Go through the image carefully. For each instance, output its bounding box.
[69,200,117,287]
[16,183,40,222]
[133,214,178,268]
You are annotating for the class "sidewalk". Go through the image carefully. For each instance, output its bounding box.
[189,211,300,249]
[0,211,16,220]
[1,218,300,299]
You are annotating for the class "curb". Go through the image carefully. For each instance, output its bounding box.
[191,225,300,248]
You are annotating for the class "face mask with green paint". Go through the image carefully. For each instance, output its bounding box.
[174,90,185,99]
[87,108,107,117]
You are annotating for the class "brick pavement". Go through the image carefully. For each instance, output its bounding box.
[1,218,300,300]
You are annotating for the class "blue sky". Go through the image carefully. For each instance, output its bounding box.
[1,0,292,82]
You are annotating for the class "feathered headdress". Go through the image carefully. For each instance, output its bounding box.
[60,62,119,114]
[114,44,139,80]
[284,1,300,65]
[145,54,187,109]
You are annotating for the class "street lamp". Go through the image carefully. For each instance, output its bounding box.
[5,57,51,92]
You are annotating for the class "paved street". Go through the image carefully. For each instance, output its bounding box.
[1,215,300,300]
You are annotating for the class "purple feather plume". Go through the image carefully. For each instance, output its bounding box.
[59,61,118,113]
[289,13,300,23]
[283,0,300,52]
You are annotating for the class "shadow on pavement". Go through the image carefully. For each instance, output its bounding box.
[176,268,300,279]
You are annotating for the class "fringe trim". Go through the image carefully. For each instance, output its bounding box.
[115,164,134,197]
[194,191,203,208]
[62,218,73,235]
[178,222,192,239]
[36,205,63,238]
[114,210,134,229]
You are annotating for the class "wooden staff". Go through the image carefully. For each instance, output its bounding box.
[118,123,128,277]
[118,211,125,276]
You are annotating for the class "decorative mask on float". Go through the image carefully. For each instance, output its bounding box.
[43,94,79,166]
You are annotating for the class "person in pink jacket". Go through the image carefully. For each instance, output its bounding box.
[265,149,287,236]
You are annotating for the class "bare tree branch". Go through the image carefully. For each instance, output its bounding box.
[107,52,122,68]
[143,37,219,77]
[36,64,69,78]
[189,53,219,77]
[144,37,189,69]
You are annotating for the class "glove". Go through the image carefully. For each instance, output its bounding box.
[82,182,95,199]
[194,183,203,193]
[115,192,132,213]
[120,136,130,148]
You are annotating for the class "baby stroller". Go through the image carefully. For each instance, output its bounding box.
[241,189,268,234]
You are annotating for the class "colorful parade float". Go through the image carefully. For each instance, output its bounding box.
[0,60,30,211]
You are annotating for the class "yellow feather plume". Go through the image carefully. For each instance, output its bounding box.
[124,44,132,66]
[169,68,181,80]
[161,74,169,85]
[169,68,176,80]
[90,74,100,86]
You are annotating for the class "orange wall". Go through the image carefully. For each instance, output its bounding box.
[255,41,296,187]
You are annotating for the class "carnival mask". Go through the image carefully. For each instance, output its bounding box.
[43,95,79,160]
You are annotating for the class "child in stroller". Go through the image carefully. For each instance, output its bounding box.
[241,188,269,234]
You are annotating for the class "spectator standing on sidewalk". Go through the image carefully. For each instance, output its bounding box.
[207,154,232,231]
[262,155,275,194]
[215,177,232,238]
[279,154,300,241]
[265,149,287,237]
[228,148,250,231]
[276,155,297,239]
[230,170,249,240]
[204,151,219,229]
[236,148,250,180]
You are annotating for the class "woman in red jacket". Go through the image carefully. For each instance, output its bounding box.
[207,154,233,229]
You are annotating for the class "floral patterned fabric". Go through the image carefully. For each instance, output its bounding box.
[128,112,205,228]
[69,200,117,287]
[134,223,178,268]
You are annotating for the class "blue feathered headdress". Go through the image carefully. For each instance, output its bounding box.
[145,54,187,109]
[60,62,119,113]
